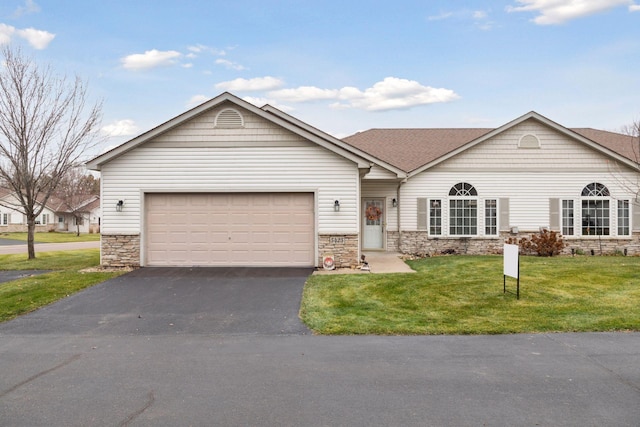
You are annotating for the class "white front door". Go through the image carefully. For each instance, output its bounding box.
[363,199,384,249]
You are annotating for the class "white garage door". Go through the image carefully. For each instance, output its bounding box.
[145,193,315,266]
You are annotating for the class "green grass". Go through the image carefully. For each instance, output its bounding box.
[0,232,100,243]
[300,255,640,335]
[0,249,124,322]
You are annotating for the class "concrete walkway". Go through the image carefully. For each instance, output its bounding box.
[0,240,99,255]
[314,251,415,275]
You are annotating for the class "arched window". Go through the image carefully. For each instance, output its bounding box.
[581,182,610,197]
[449,183,477,235]
[449,182,477,197]
[581,183,610,235]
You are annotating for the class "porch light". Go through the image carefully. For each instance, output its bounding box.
[334,200,340,212]
[392,198,398,208]
[115,200,124,212]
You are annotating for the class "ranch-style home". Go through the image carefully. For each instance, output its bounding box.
[86,92,640,268]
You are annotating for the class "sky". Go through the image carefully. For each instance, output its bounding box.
[0,0,639,156]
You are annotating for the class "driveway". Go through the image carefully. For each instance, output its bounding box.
[0,267,312,336]
[0,268,639,426]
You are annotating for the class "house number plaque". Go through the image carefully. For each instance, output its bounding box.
[330,237,345,245]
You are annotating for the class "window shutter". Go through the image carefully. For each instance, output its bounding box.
[417,198,427,230]
[499,198,510,232]
[632,200,640,232]
[549,198,560,231]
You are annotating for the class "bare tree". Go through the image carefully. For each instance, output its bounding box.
[54,167,97,236]
[0,46,102,259]
[610,119,640,197]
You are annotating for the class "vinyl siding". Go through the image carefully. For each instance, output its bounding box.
[101,103,359,235]
[401,120,640,234]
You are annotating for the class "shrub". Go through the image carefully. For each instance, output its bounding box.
[506,229,565,257]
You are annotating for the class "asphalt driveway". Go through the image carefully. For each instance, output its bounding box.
[0,267,313,336]
[0,267,639,426]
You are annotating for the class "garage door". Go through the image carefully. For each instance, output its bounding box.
[145,193,315,266]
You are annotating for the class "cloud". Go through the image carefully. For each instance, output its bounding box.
[269,86,340,102]
[427,12,453,21]
[13,0,40,18]
[121,49,182,70]
[16,27,54,49]
[186,94,209,108]
[268,77,459,112]
[215,58,247,71]
[0,24,15,45]
[506,0,633,24]
[631,3,640,11]
[426,9,494,30]
[215,76,284,91]
[0,24,54,49]
[101,119,139,137]
[187,44,226,56]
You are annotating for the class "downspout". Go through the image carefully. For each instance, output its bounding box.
[397,178,407,253]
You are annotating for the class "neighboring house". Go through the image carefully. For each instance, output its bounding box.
[0,188,57,232]
[86,92,640,268]
[50,195,101,234]
[0,189,100,234]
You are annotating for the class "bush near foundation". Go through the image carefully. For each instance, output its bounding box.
[506,229,565,257]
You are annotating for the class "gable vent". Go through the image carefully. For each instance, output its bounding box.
[518,134,540,149]
[215,108,244,128]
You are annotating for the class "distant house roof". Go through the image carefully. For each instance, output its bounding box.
[0,188,99,214]
[343,113,638,174]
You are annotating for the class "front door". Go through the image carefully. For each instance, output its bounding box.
[363,199,385,249]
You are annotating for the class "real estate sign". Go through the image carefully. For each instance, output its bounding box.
[503,243,520,299]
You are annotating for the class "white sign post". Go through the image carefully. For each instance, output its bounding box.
[503,244,520,299]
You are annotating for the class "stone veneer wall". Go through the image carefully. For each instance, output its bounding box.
[318,234,359,268]
[399,231,640,256]
[101,234,141,267]
[385,231,400,252]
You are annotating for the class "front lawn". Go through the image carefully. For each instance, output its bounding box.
[0,232,100,243]
[0,249,125,322]
[300,255,640,335]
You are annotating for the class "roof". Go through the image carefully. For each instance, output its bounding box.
[87,92,405,176]
[343,113,638,174]
[343,128,493,173]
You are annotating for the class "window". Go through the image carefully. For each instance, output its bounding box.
[429,199,441,235]
[581,183,610,236]
[581,182,609,197]
[485,199,497,235]
[1,213,7,226]
[449,182,477,197]
[449,183,478,236]
[618,200,630,236]
[562,200,574,235]
[42,214,49,225]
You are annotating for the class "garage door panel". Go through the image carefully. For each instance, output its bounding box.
[146,193,314,266]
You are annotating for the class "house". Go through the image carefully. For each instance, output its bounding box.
[0,188,57,232]
[86,92,640,268]
[50,195,101,234]
[0,189,100,234]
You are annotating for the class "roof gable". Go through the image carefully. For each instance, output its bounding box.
[343,111,639,176]
[86,92,386,173]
